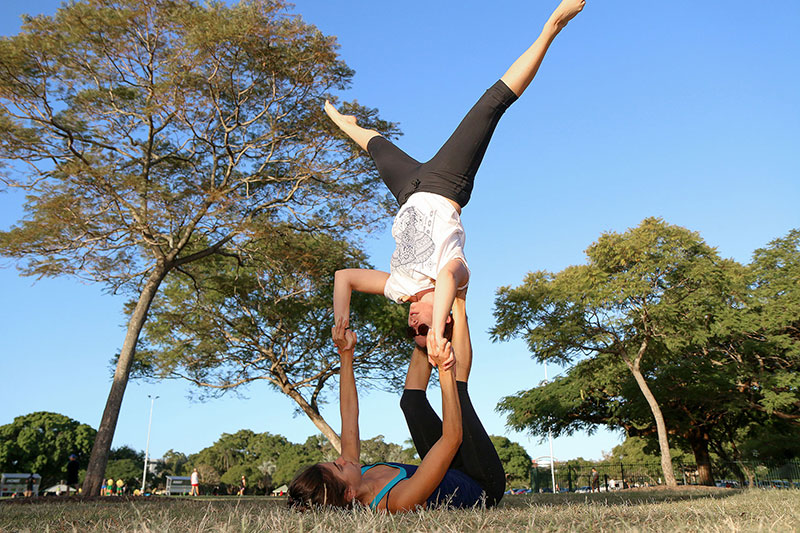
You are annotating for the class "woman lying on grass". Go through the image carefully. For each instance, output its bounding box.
[288,297,505,512]
[329,0,585,359]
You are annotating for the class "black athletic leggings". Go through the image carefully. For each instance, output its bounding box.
[367,80,518,208]
[400,382,506,506]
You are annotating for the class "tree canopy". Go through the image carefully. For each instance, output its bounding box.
[0,411,95,486]
[0,0,397,495]
[493,220,800,487]
[492,218,742,486]
[131,226,410,451]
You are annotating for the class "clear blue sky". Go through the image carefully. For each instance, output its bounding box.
[1,1,798,464]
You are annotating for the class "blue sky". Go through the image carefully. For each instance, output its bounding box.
[1,0,798,465]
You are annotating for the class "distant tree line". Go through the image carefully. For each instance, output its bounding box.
[0,412,532,493]
[493,219,800,486]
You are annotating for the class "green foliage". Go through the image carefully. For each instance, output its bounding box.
[160,449,188,477]
[133,226,410,448]
[732,229,800,422]
[105,458,141,489]
[188,429,330,492]
[0,0,398,287]
[489,436,532,487]
[494,221,800,482]
[492,218,752,484]
[0,412,95,486]
[359,435,417,465]
[0,0,400,492]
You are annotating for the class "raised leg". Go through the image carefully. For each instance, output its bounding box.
[501,0,585,96]
[324,100,381,151]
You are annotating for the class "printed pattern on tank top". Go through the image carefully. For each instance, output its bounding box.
[390,205,435,272]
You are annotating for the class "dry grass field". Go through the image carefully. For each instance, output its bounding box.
[1,488,799,532]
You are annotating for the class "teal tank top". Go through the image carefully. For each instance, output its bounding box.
[361,462,407,510]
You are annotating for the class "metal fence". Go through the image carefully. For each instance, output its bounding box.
[528,460,800,493]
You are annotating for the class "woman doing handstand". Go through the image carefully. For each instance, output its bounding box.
[330,0,585,358]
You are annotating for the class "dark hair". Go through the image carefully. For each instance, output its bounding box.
[287,463,353,511]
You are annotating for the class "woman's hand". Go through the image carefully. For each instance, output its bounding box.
[426,329,455,371]
[332,317,357,354]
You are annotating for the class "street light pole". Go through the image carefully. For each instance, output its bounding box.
[141,395,159,494]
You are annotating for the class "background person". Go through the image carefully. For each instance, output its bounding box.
[66,454,79,494]
[190,468,200,496]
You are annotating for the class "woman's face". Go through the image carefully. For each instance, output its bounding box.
[323,456,361,489]
[408,301,433,347]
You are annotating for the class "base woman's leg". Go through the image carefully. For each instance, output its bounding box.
[454,381,506,506]
[400,347,442,461]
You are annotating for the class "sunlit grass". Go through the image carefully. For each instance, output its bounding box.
[2,489,799,532]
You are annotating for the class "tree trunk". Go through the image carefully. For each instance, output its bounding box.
[81,264,168,496]
[627,363,678,487]
[687,427,715,486]
[283,386,342,453]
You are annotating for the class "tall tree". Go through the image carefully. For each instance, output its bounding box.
[131,227,409,451]
[0,412,96,486]
[489,436,532,488]
[0,0,396,495]
[732,229,800,423]
[492,218,738,486]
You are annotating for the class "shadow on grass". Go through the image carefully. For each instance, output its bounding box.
[499,487,743,508]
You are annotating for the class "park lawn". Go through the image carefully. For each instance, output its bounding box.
[1,488,798,532]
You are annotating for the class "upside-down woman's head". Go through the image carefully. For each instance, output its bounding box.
[407,301,454,350]
[287,461,357,511]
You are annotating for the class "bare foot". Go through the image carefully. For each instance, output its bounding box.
[324,100,358,128]
[549,0,585,30]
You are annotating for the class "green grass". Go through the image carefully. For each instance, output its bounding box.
[1,489,799,532]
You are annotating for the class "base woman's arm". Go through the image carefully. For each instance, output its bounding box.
[332,319,360,463]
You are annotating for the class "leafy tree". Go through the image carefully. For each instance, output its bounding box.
[731,229,800,423]
[160,449,188,477]
[493,218,740,486]
[189,430,259,475]
[220,463,265,494]
[109,445,145,463]
[0,0,396,495]
[0,412,95,486]
[360,435,416,465]
[133,228,409,451]
[271,436,328,487]
[489,436,532,488]
[104,458,141,490]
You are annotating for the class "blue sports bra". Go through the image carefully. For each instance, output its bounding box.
[361,462,407,510]
[360,462,486,510]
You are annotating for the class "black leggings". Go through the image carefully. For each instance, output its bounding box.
[367,80,518,209]
[400,382,506,506]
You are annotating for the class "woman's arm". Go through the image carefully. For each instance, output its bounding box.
[334,269,390,329]
[332,318,360,463]
[383,336,462,512]
[432,259,469,354]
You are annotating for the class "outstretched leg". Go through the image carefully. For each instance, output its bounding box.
[324,100,381,151]
[501,0,586,96]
